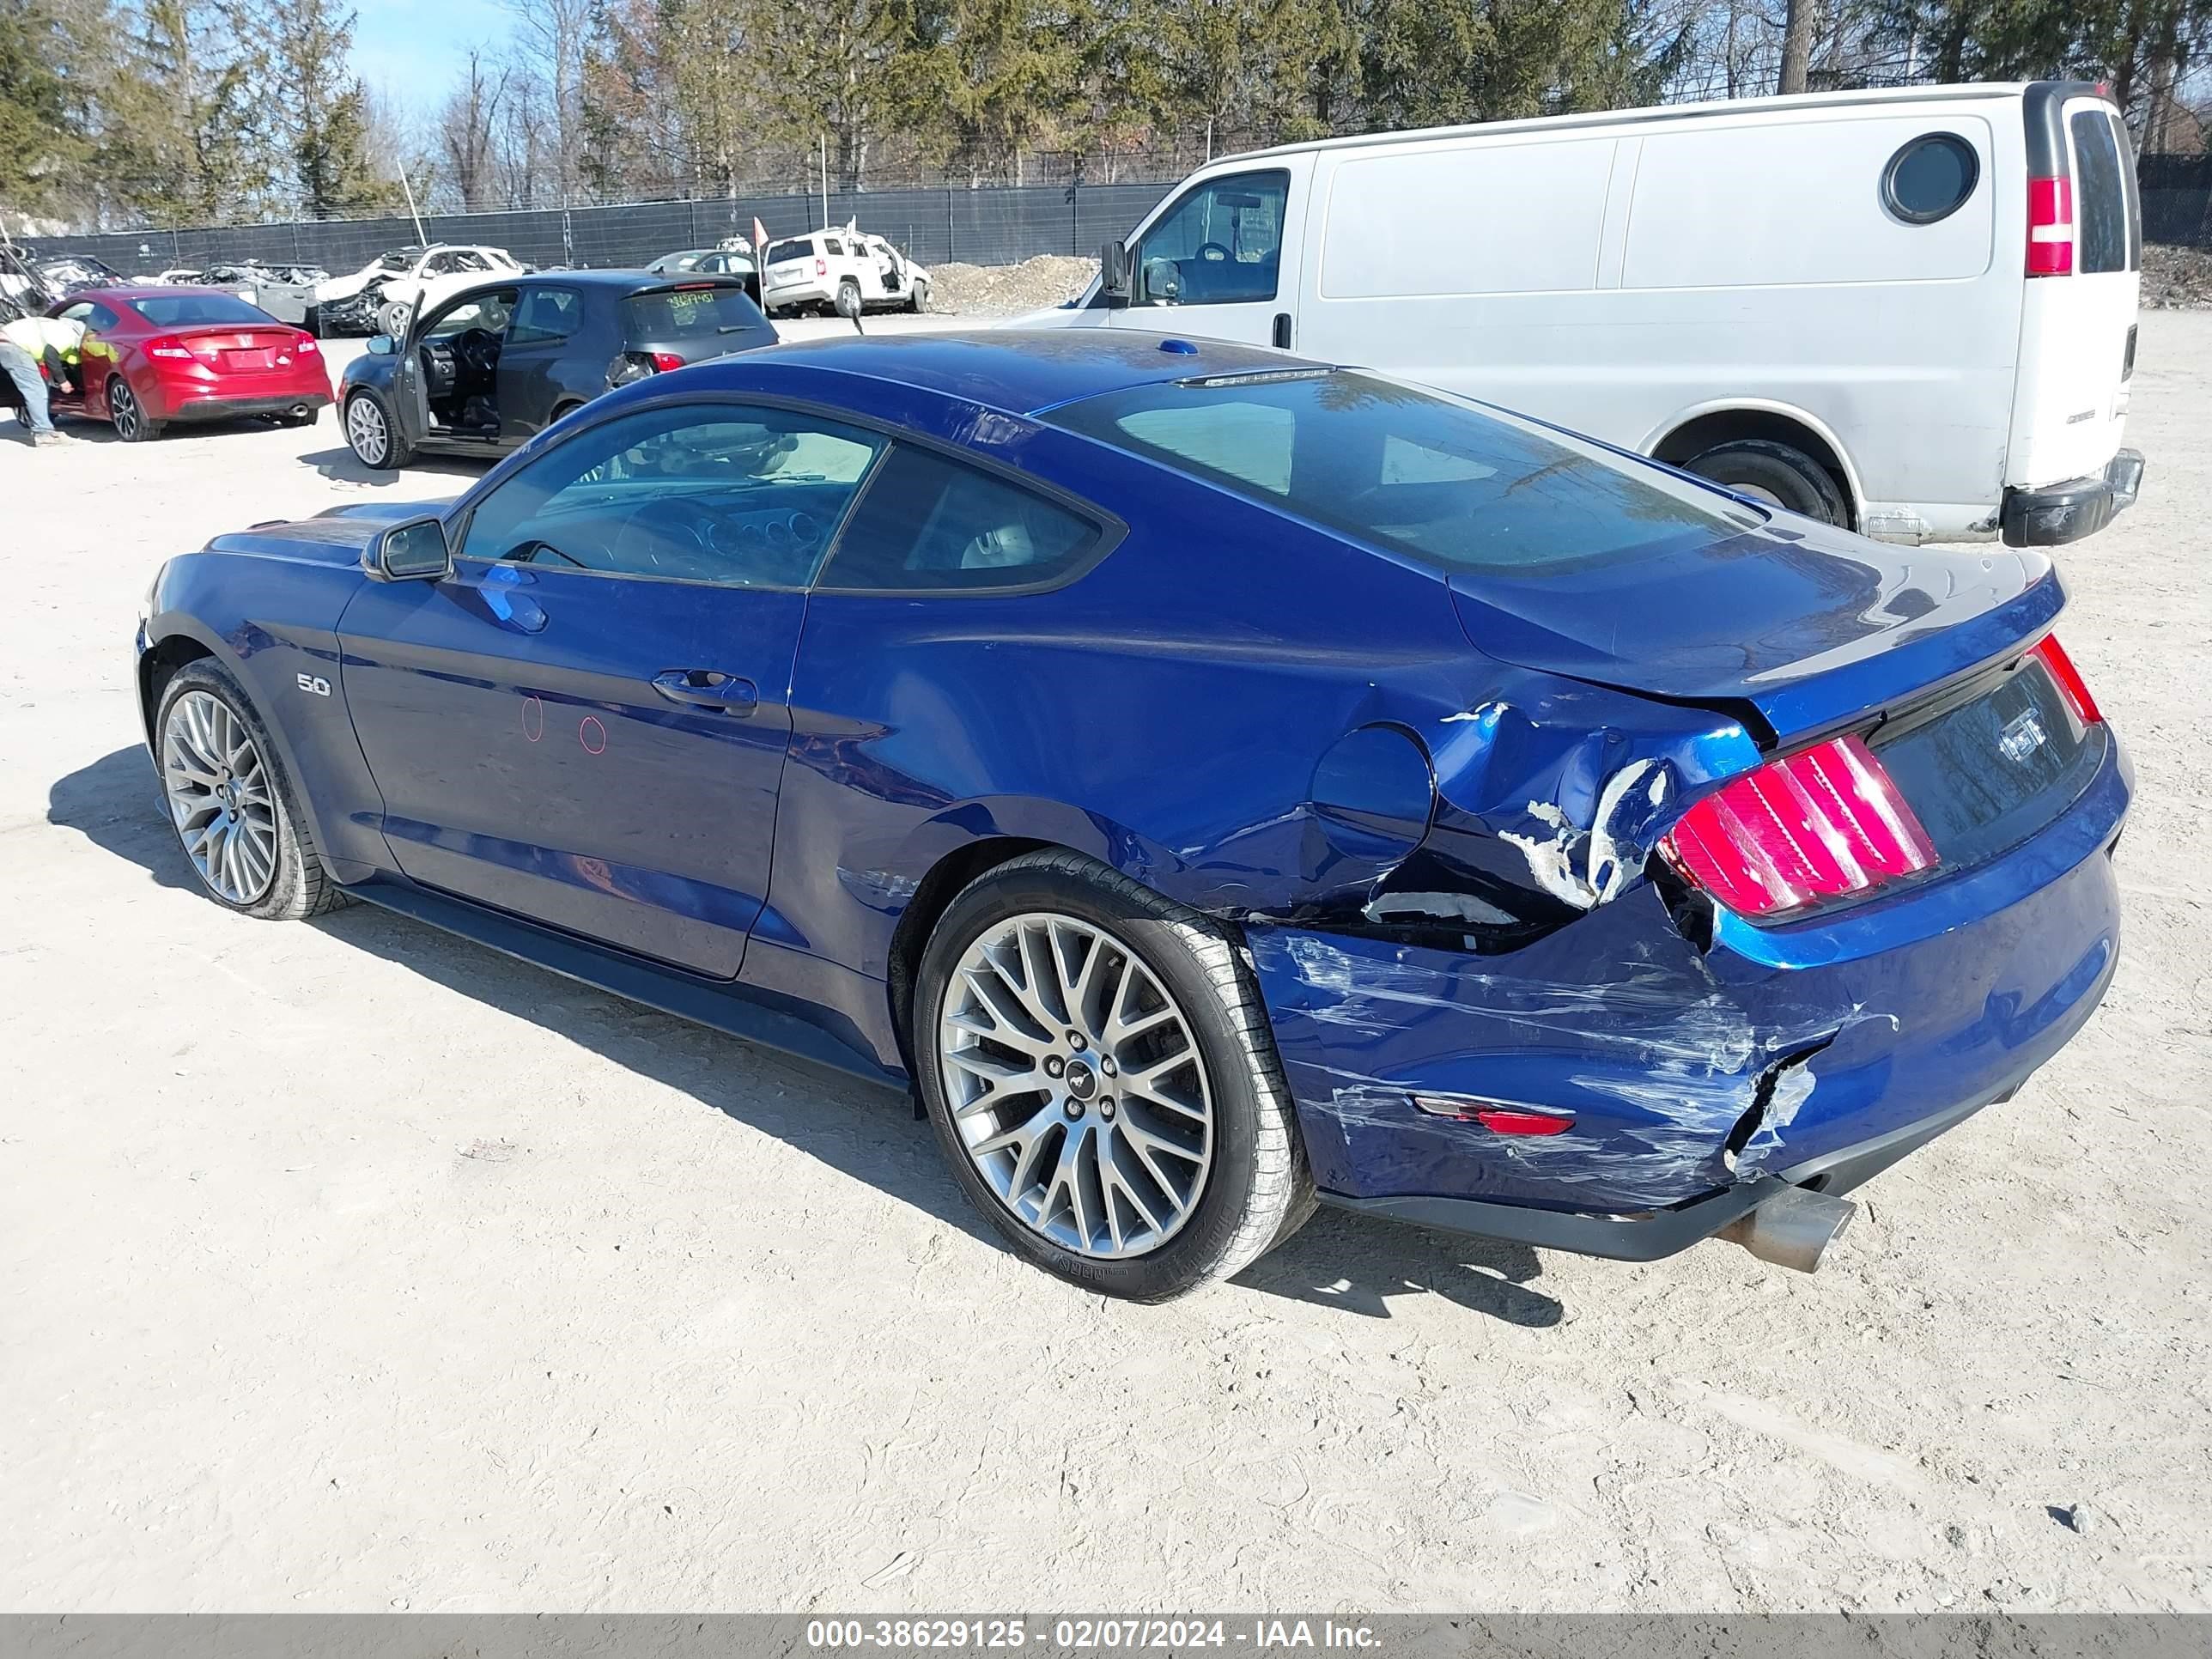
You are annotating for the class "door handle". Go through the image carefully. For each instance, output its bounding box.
[1272,312,1292,349]
[652,669,757,713]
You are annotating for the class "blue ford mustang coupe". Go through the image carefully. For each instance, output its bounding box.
[135,331,2129,1299]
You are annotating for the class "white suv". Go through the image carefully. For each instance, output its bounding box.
[759,229,929,317]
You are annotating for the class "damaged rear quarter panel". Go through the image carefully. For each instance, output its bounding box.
[1248,737,2128,1215]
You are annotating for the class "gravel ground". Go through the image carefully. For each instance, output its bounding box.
[2143,245,2212,309]
[927,254,1097,315]
[0,316,2207,1614]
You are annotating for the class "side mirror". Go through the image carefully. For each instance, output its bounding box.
[1098,240,1131,306]
[365,332,396,356]
[364,515,453,582]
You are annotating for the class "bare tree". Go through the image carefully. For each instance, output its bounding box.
[439,49,510,210]
[1777,0,1814,89]
[505,0,593,203]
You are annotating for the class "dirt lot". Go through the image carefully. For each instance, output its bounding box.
[1,313,2207,1615]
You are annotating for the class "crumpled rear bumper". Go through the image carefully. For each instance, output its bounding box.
[1245,735,2130,1259]
[2002,448,2145,546]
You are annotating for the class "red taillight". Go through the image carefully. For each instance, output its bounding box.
[1661,734,1938,920]
[1413,1097,1576,1136]
[2027,175,2074,276]
[145,337,193,360]
[814,257,828,276]
[295,334,319,354]
[649,350,684,373]
[2029,634,2102,725]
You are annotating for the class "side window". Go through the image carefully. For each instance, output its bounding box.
[86,302,122,330]
[58,302,95,325]
[823,238,845,257]
[1133,169,1288,307]
[425,288,518,339]
[458,403,885,588]
[820,446,1102,593]
[509,286,581,344]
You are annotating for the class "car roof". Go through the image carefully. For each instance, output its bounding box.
[67,285,246,302]
[501,268,751,294]
[698,328,1328,418]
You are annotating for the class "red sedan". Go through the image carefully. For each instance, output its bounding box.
[46,286,332,441]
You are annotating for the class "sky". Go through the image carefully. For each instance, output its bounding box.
[350,0,518,116]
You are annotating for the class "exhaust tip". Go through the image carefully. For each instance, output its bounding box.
[1717,1184,1856,1273]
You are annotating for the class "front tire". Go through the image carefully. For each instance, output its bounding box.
[915,850,1311,1300]
[1685,438,1849,526]
[908,282,929,314]
[155,660,347,921]
[344,389,410,470]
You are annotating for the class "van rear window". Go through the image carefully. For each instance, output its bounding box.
[766,239,812,265]
[623,285,769,338]
[2069,110,2134,274]
[1048,370,1762,574]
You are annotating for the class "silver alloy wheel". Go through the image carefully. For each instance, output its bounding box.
[110,380,142,441]
[161,690,279,904]
[939,912,1214,1258]
[346,394,389,465]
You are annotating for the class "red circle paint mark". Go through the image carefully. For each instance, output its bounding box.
[579,715,607,755]
[522,695,544,742]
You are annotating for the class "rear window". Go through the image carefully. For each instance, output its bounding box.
[127,293,276,326]
[623,285,769,339]
[766,239,812,264]
[1048,370,1761,574]
[2069,109,2134,274]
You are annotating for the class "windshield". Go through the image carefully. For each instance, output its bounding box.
[1047,369,1762,574]
[128,292,278,327]
[376,251,417,271]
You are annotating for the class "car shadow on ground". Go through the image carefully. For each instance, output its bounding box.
[301,445,486,487]
[50,741,1564,1327]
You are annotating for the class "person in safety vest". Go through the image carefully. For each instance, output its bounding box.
[0,296,83,446]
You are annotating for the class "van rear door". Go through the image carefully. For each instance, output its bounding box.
[2007,83,2141,493]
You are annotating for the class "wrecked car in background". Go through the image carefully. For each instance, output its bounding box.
[133,332,2128,1301]
[314,244,525,336]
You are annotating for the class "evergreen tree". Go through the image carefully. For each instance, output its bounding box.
[260,0,394,216]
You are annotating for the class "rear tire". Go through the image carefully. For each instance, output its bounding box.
[1684,438,1849,526]
[344,389,410,470]
[914,849,1312,1301]
[108,377,161,442]
[154,659,349,921]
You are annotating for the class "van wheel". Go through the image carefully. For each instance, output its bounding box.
[1684,439,1848,526]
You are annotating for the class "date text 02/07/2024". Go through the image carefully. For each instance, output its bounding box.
[802,1618,1383,1650]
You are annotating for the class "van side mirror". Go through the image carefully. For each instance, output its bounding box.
[1099,240,1131,306]
[364,515,452,582]
[365,332,396,356]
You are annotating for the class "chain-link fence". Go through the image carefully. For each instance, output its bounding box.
[2142,153,2212,250]
[26,149,2212,277]
[25,180,1178,277]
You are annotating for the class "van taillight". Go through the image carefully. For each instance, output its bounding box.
[2028,176,2074,276]
[1659,735,1938,920]
[2028,634,2102,725]
[815,257,829,276]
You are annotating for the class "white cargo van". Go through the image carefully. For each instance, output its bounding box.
[1030,82,2145,546]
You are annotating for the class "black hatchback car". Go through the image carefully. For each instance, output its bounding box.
[339,270,777,470]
